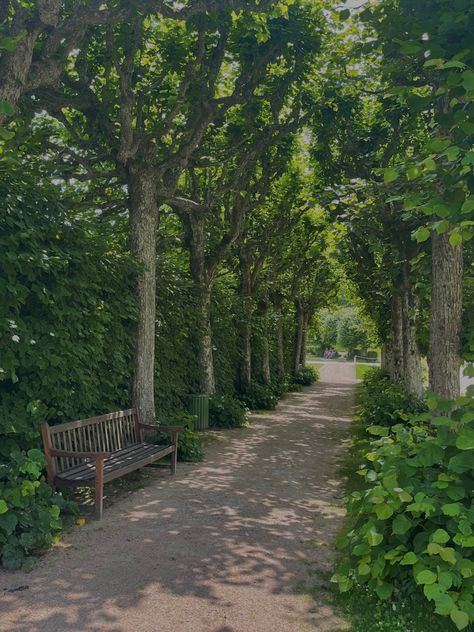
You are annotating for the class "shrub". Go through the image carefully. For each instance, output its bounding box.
[209,395,248,428]
[239,381,279,410]
[333,392,474,631]
[155,413,203,462]
[357,367,425,427]
[293,365,320,386]
[0,448,64,569]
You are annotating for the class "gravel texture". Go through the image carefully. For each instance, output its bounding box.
[0,363,356,632]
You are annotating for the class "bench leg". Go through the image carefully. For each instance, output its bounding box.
[95,458,105,520]
[170,447,177,475]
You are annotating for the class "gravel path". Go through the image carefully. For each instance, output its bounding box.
[1,364,356,632]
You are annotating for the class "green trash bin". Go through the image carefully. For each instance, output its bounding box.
[189,394,209,430]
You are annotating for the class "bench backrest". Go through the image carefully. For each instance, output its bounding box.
[43,409,140,472]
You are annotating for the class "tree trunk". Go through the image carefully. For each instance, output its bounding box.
[261,296,271,386]
[293,299,304,375]
[381,341,394,376]
[401,263,423,396]
[239,252,252,391]
[197,283,216,395]
[429,231,463,400]
[188,215,216,395]
[129,168,158,423]
[390,293,405,384]
[299,311,310,368]
[273,300,285,382]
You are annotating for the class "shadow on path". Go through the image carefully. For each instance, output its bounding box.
[0,364,356,632]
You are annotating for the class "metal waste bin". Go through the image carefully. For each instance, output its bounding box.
[189,394,209,430]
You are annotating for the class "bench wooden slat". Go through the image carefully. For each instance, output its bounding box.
[41,408,182,520]
[56,443,173,483]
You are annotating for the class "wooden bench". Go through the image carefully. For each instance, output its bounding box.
[40,408,182,520]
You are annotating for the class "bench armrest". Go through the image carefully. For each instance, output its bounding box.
[50,449,111,459]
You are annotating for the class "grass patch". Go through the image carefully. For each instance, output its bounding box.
[355,363,372,379]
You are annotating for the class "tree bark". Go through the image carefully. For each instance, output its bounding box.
[129,167,158,423]
[187,214,216,395]
[381,341,394,376]
[429,231,463,400]
[299,311,310,368]
[239,251,252,391]
[293,299,304,375]
[196,283,216,395]
[261,295,271,386]
[272,298,285,382]
[401,263,423,396]
[390,293,405,384]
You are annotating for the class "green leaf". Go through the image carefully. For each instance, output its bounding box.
[416,569,437,585]
[383,167,399,183]
[432,529,450,544]
[392,514,412,535]
[367,425,389,436]
[442,503,461,517]
[375,504,394,520]
[413,227,430,242]
[0,127,15,141]
[461,70,474,92]
[367,528,383,546]
[339,9,350,20]
[450,608,470,630]
[449,230,463,246]
[407,165,421,180]
[0,101,15,116]
[456,427,474,450]
[375,582,393,600]
[400,552,417,565]
[0,500,8,514]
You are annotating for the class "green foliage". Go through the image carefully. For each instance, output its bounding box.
[155,413,203,462]
[239,381,279,410]
[0,449,64,570]
[333,383,474,630]
[209,396,249,429]
[357,368,426,428]
[293,366,320,386]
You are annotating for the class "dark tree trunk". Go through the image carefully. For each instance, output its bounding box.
[129,167,158,423]
[239,252,252,391]
[293,299,304,375]
[381,341,394,376]
[196,283,216,395]
[272,299,285,382]
[261,295,271,386]
[429,231,463,400]
[390,293,405,384]
[401,263,423,396]
[188,215,216,395]
[299,311,310,368]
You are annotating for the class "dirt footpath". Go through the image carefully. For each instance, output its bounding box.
[0,364,356,632]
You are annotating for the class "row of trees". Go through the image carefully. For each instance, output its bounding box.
[0,1,340,430]
[310,0,473,400]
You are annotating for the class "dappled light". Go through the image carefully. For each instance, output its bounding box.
[1,366,354,632]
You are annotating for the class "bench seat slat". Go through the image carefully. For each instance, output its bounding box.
[55,443,173,484]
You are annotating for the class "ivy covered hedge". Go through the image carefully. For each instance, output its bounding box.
[333,370,474,630]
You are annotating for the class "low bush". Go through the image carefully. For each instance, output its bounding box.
[0,449,64,570]
[357,367,425,427]
[155,413,203,462]
[333,390,474,631]
[209,395,248,428]
[239,381,279,410]
[293,365,320,386]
